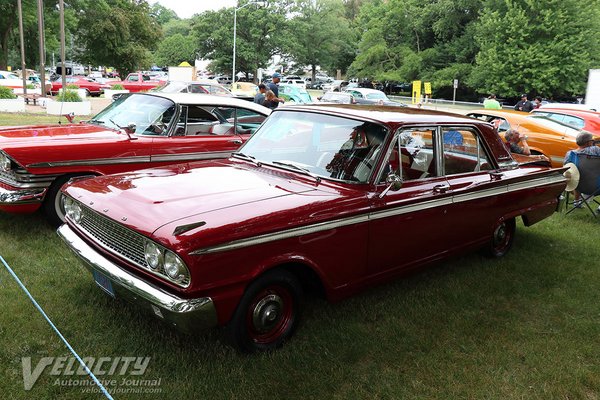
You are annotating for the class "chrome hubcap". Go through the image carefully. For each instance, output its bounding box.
[252,294,283,333]
[494,223,506,246]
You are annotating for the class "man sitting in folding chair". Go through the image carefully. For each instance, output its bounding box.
[563,131,600,216]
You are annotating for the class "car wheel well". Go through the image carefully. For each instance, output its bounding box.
[269,263,326,299]
[43,172,98,226]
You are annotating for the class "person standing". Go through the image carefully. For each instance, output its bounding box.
[483,94,502,109]
[254,84,267,104]
[268,72,281,97]
[514,94,534,112]
[532,96,543,110]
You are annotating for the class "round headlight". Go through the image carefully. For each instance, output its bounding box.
[164,251,187,281]
[71,202,82,223]
[63,196,73,216]
[0,153,11,171]
[144,241,163,270]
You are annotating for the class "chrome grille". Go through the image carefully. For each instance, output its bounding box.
[75,202,190,287]
[79,204,148,268]
[0,168,57,188]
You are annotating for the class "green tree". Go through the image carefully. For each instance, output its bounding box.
[72,0,162,76]
[192,0,291,80]
[349,0,482,97]
[285,0,356,81]
[469,0,600,98]
[0,1,18,69]
[150,3,178,25]
[154,33,197,66]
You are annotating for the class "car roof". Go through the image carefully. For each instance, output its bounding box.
[135,92,272,114]
[346,88,385,95]
[533,108,600,117]
[278,104,480,125]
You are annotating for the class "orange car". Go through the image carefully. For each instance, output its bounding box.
[466,109,591,167]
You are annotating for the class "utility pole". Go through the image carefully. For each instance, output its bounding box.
[37,0,47,97]
[17,0,27,96]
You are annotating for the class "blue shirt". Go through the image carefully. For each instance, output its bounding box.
[564,146,600,165]
[267,82,279,97]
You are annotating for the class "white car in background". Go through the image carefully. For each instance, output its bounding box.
[0,70,24,90]
[343,88,406,106]
[282,76,306,89]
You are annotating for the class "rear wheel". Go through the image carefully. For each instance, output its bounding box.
[226,270,302,353]
[485,218,516,258]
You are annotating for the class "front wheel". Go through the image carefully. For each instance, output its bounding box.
[226,270,302,353]
[485,218,516,258]
[42,175,92,227]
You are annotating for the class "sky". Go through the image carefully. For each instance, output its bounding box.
[150,0,237,19]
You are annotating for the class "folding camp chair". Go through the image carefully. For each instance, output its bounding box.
[564,151,600,217]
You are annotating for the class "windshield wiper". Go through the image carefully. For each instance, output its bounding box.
[89,119,105,125]
[231,152,255,160]
[271,161,321,183]
[231,152,260,165]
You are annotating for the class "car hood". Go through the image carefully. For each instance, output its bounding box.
[64,160,326,238]
[0,123,122,146]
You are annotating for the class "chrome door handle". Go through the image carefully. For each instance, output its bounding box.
[433,183,450,193]
[230,139,242,145]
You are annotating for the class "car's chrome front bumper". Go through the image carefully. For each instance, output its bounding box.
[57,224,218,333]
[0,185,46,205]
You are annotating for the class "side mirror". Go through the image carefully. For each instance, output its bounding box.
[125,123,136,134]
[379,173,403,198]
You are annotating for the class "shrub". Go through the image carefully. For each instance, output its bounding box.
[56,89,82,102]
[65,84,80,89]
[26,83,35,89]
[111,83,125,90]
[0,86,16,99]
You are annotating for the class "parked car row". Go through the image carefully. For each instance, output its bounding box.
[467,109,599,167]
[0,93,570,353]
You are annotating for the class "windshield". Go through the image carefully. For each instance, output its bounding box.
[91,93,176,136]
[366,92,388,100]
[157,81,187,93]
[239,111,389,183]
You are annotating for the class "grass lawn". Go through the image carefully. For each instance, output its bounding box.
[1,112,600,399]
[0,112,81,126]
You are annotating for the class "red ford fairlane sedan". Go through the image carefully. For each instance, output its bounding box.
[58,105,567,352]
[0,93,270,225]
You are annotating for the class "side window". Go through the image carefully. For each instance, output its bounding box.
[562,115,585,129]
[176,106,220,136]
[236,108,267,134]
[442,128,492,175]
[128,75,138,82]
[381,128,437,182]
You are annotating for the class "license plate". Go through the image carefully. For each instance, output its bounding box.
[92,270,115,298]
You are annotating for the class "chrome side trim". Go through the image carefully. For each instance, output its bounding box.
[507,174,566,193]
[27,151,233,169]
[191,172,566,256]
[150,151,232,163]
[453,186,507,203]
[191,214,370,255]
[57,224,217,333]
[27,156,151,168]
[369,197,453,221]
